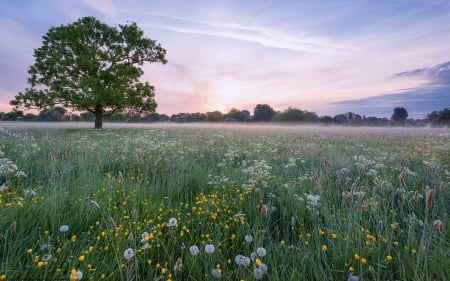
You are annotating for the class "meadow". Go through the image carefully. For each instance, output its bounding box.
[0,122,449,281]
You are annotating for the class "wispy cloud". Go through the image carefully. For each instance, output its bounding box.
[82,0,117,19]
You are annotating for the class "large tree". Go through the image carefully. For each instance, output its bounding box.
[10,16,167,129]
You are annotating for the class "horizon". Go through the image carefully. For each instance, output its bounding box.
[1,0,450,119]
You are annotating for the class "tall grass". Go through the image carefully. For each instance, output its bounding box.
[0,124,449,280]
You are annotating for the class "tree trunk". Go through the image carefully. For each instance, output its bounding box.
[94,105,103,129]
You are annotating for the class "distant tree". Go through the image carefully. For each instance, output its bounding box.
[333,112,362,124]
[319,115,333,124]
[391,107,408,122]
[206,111,223,122]
[428,108,450,126]
[272,107,319,122]
[38,106,67,121]
[225,108,250,122]
[253,104,275,122]
[10,16,167,129]
[3,110,24,121]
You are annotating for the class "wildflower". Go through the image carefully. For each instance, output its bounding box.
[398,174,406,187]
[90,200,101,209]
[37,261,44,267]
[354,254,360,260]
[41,254,52,261]
[189,245,200,256]
[245,234,253,243]
[360,258,367,265]
[173,257,182,275]
[433,220,444,233]
[0,274,5,280]
[232,212,246,219]
[70,269,83,281]
[331,233,337,239]
[235,255,250,266]
[425,186,434,209]
[321,245,328,252]
[348,273,360,281]
[386,255,393,261]
[205,244,215,254]
[109,217,118,233]
[256,247,267,257]
[259,263,268,273]
[211,268,222,278]
[59,225,69,233]
[123,248,135,260]
[254,267,264,280]
[255,258,262,266]
[9,220,16,233]
[78,255,85,262]
[167,218,178,227]
[258,200,268,217]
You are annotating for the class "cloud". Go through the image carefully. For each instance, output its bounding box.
[81,0,117,18]
[329,61,450,118]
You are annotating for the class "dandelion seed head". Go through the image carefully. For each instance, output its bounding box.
[123,248,135,260]
[256,247,266,257]
[189,245,200,256]
[59,225,69,233]
[245,234,253,243]
[205,244,215,254]
[167,217,178,227]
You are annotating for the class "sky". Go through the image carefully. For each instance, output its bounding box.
[1,0,450,119]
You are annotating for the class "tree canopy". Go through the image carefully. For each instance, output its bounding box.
[391,107,408,122]
[10,16,167,128]
[253,104,275,122]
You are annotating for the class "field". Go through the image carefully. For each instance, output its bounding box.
[0,122,449,281]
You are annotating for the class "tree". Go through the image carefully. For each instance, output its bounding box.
[253,104,275,122]
[38,106,67,121]
[10,16,167,129]
[391,107,408,122]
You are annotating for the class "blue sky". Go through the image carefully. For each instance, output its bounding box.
[1,0,449,119]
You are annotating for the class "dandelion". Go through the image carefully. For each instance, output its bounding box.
[386,255,393,261]
[59,225,69,233]
[37,261,44,267]
[189,245,200,256]
[235,255,250,266]
[173,257,182,275]
[245,234,253,243]
[360,258,367,265]
[321,245,328,252]
[254,268,264,280]
[433,220,444,233]
[167,218,178,227]
[259,263,268,273]
[123,248,135,260]
[78,255,85,262]
[211,268,222,279]
[205,244,215,254]
[256,247,266,257]
[425,186,434,209]
[70,269,83,281]
[90,200,101,209]
[348,273,360,281]
[41,254,52,261]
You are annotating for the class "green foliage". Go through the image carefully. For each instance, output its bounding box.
[0,124,449,280]
[254,104,275,121]
[272,107,319,122]
[10,16,167,129]
[391,107,408,122]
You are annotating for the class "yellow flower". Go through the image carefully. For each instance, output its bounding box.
[354,254,360,260]
[0,274,6,280]
[100,273,106,279]
[321,245,328,251]
[349,266,354,272]
[255,258,262,266]
[386,255,393,261]
[37,261,44,267]
[26,248,33,254]
[78,255,85,262]
[361,258,367,265]
[331,233,337,239]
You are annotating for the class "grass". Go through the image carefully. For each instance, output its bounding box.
[0,123,449,280]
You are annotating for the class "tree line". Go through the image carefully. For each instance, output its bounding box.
[1,105,449,127]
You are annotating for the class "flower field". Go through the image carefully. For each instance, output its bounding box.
[0,123,449,281]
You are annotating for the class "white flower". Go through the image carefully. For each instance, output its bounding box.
[211,268,222,279]
[205,244,215,254]
[189,245,200,256]
[256,247,266,257]
[41,254,52,261]
[167,217,178,227]
[124,248,135,260]
[141,232,149,240]
[235,255,250,267]
[251,252,257,260]
[245,234,253,243]
[254,267,264,280]
[259,263,268,274]
[59,225,69,233]
[348,273,360,281]
[70,270,83,280]
[140,243,149,250]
